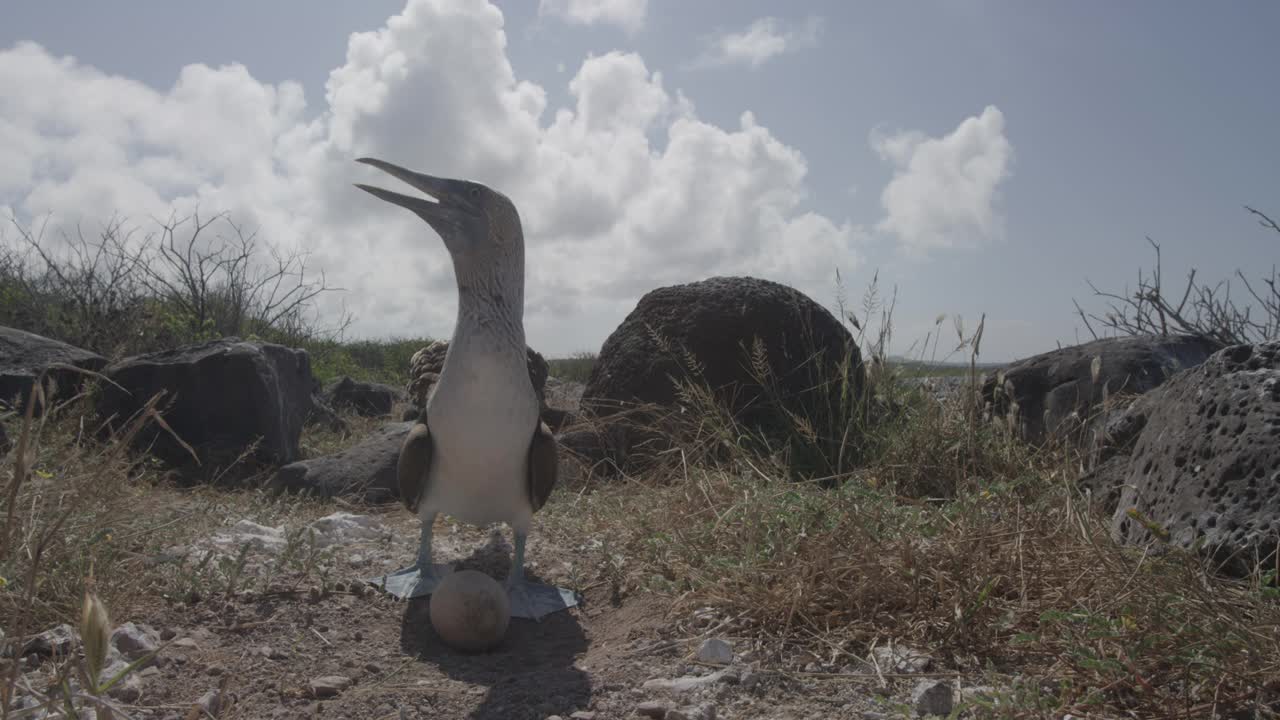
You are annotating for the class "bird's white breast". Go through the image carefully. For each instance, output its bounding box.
[421,334,540,529]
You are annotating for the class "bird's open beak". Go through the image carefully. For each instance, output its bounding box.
[353,158,472,231]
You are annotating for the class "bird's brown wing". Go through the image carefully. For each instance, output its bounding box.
[397,421,433,514]
[527,420,559,512]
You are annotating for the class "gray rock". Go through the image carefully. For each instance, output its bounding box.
[111,621,160,663]
[696,638,733,665]
[324,376,404,417]
[982,334,1221,446]
[912,679,954,717]
[0,326,107,415]
[1092,341,1280,575]
[569,712,597,720]
[270,421,412,502]
[636,700,669,718]
[309,675,352,698]
[581,276,864,475]
[96,337,316,468]
[24,623,77,657]
[195,687,233,717]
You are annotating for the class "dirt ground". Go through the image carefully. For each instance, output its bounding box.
[11,500,994,720]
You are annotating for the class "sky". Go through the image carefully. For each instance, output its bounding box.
[0,0,1277,363]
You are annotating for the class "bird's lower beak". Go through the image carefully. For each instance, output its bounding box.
[354,158,471,230]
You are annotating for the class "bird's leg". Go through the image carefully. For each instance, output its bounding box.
[370,510,445,599]
[410,511,442,595]
[505,527,541,622]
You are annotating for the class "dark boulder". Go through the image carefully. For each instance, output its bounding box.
[270,421,411,502]
[96,337,314,469]
[324,376,403,417]
[1089,341,1280,575]
[0,327,107,415]
[580,276,863,470]
[982,334,1222,446]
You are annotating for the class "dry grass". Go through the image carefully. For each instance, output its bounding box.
[3,307,1278,717]
[0,380,367,653]
[553,370,1280,718]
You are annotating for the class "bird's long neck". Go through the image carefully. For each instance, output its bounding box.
[450,241,526,357]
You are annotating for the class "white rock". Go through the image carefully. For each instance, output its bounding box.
[211,520,286,554]
[308,512,386,546]
[668,705,716,720]
[870,644,932,674]
[642,668,732,693]
[696,638,733,665]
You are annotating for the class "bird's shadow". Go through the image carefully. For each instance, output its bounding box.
[398,529,591,720]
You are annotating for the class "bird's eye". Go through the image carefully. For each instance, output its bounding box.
[469,187,480,199]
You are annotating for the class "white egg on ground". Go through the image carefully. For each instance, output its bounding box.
[428,569,511,652]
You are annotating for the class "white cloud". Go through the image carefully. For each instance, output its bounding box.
[0,0,861,356]
[693,16,822,69]
[538,0,647,33]
[871,105,1014,254]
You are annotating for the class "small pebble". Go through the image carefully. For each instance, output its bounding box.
[309,675,352,699]
[194,688,231,717]
[570,713,597,720]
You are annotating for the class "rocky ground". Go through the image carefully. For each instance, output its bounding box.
[9,499,1003,720]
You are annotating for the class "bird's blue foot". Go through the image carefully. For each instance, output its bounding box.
[369,562,455,599]
[506,530,581,620]
[506,576,581,621]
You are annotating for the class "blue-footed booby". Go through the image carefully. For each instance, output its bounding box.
[354,157,577,620]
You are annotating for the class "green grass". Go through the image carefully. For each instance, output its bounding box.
[301,336,431,387]
[547,351,597,383]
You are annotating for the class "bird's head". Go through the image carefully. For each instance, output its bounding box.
[354,158,522,264]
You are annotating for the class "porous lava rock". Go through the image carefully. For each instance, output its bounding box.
[1091,341,1280,575]
[0,327,107,415]
[271,421,411,502]
[580,276,863,469]
[982,334,1221,446]
[96,337,315,469]
[406,339,553,423]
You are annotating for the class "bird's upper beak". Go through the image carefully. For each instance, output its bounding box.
[353,158,473,232]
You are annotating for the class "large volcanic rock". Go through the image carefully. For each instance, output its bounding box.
[982,334,1222,446]
[1088,341,1280,575]
[579,276,863,469]
[96,338,315,468]
[270,421,411,502]
[0,327,107,414]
